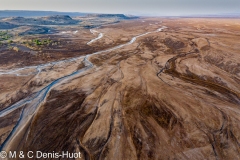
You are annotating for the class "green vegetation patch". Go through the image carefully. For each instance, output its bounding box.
[0,31,12,41]
[32,39,52,45]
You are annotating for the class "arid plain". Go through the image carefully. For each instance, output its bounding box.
[0,15,240,160]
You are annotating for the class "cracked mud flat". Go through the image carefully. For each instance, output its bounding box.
[0,18,240,160]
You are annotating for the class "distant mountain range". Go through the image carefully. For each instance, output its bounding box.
[179,13,240,18]
[0,12,139,31]
[0,10,239,18]
[0,10,88,17]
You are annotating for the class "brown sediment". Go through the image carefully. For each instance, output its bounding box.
[162,51,240,104]
[1,17,240,160]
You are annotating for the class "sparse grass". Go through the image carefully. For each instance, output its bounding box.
[22,38,52,46]
[22,38,55,50]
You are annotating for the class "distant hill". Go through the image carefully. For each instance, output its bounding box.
[0,22,18,29]
[0,10,87,17]
[87,14,138,19]
[2,15,79,25]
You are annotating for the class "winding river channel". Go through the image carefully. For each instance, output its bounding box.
[0,26,166,151]
[87,29,104,45]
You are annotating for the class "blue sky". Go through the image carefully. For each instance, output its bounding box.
[0,0,239,16]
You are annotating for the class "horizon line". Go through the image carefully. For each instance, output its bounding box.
[0,9,240,17]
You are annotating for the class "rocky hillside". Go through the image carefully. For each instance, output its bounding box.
[0,22,18,29]
[19,26,51,35]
